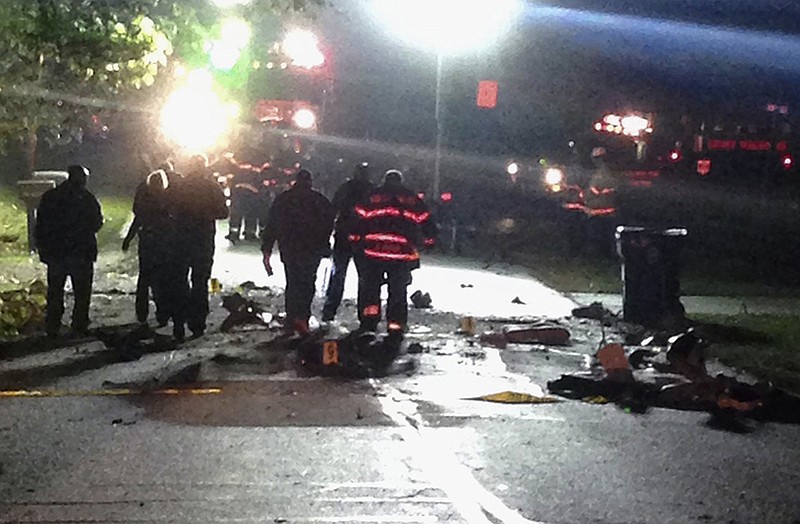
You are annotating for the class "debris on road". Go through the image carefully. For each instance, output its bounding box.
[572,302,614,320]
[479,332,508,349]
[220,293,272,333]
[467,391,561,404]
[458,316,476,336]
[410,290,433,309]
[503,324,570,346]
[547,328,800,426]
[511,296,526,305]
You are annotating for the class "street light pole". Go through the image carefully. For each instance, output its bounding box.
[433,51,443,198]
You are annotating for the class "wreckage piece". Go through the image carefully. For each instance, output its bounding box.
[502,324,570,346]
[410,290,433,309]
[467,391,561,404]
[572,302,613,321]
[665,329,708,381]
[296,331,417,379]
[220,293,271,333]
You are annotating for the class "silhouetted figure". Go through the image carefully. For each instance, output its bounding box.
[35,165,103,337]
[123,170,175,327]
[352,170,437,342]
[171,155,228,340]
[322,162,374,322]
[261,169,334,335]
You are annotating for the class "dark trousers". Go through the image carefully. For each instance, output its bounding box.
[229,193,259,238]
[322,246,354,321]
[174,249,214,333]
[46,260,94,334]
[283,254,322,326]
[356,257,413,331]
[135,255,170,324]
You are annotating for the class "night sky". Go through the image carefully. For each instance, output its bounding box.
[316,0,800,156]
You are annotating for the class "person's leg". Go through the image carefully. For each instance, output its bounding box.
[296,256,321,330]
[135,254,152,324]
[356,258,382,332]
[322,247,351,321]
[45,264,68,336]
[227,194,243,241]
[187,252,213,336]
[170,255,190,340]
[386,263,411,333]
[70,262,94,334]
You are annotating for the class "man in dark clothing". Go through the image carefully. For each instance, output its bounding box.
[171,155,229,340]
[35,165,103,337]
[352,170,437,341]
[262,169,334,335]
[122,170,175,327]
[322,162,374,322]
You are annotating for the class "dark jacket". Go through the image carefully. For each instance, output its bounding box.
[261,184,334,261]
[35,181,103,264]
[331,178,374,241]
[170,172,228,254]
[124,180,176,259]
[353,183,437,263]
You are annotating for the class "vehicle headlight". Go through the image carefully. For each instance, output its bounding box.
[545,167,564,186]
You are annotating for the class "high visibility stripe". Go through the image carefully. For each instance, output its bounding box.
[590,186,615,196]
[388,322,404,332]
[365,233,409,244]
[586,207,616,216]
[424,238,436,246]
[363,249,420,261]
[402,210,431,224]
[355,206,431,224]
[363,304,380,317]
[348,234,361,242]
[564,203,586,211]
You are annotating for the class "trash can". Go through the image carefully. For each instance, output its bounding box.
[615,226,688,327]
[17,171,68,253]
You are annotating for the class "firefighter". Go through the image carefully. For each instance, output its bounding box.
[352,170,437,343]
[226,160,262,243]
[171,154,229,340]
[322,162,374,322]
[34,165,103,337]
[261,169,334,335]
[583,147,620,255]
[122,170,175,327]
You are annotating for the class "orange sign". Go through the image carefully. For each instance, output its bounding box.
[477,81,498,109]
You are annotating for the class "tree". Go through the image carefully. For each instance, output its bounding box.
[0,0,324,174]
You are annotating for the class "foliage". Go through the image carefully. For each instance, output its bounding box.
[0,280,47,338]
[0,0,325,153]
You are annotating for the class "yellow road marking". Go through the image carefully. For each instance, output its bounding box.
[0,388,222,398]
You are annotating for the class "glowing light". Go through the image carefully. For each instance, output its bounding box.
[292,108,317,129]
[160,70,238,152]
[545,167,564,186]
[210,42,241,70]
[506,161,520,176]
[371,0,522,54]
[620,115,650,136]
[220,18,252,49]
[783,155,794,170]
[282,29,325,69]
[440,192,453,202]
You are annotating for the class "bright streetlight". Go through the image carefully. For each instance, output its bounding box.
[283,29,325,69]
[372,0,522,196]
[160,69,240,152]
[209,18,251,71]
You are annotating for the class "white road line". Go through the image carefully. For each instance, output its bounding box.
[373,380,552,524]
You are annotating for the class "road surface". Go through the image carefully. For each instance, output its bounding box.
[1,231,800,524]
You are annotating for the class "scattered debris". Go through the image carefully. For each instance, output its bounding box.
[571,302,612,320]
[511,296,526,305]
[467,391,561,404]
[479,332,508,349]
[111,418,136,426]
[503,324,570,346]
[220,293,272,333]
[406,342,426,354]
[410,290,432,309]
[458,317,476,336]
[460,283,474,288]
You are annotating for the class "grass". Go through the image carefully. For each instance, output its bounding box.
[0,188,132,291]
[691,313,800,395]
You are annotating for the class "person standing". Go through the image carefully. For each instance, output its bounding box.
[35,165,103,337]
[171,154,228,340]
[122,170,175,327]
[261,169,334,335]
[352,170,437,342]
[322,162,374,322]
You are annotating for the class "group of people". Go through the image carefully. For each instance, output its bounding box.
[262,163,438,341]
[36,156,228,341]
[35,158,437,344]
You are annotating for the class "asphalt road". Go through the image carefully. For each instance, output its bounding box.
[1,232,800,524]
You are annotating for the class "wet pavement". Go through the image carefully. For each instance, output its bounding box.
[2,230,800,523]
[572,292,800,317]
